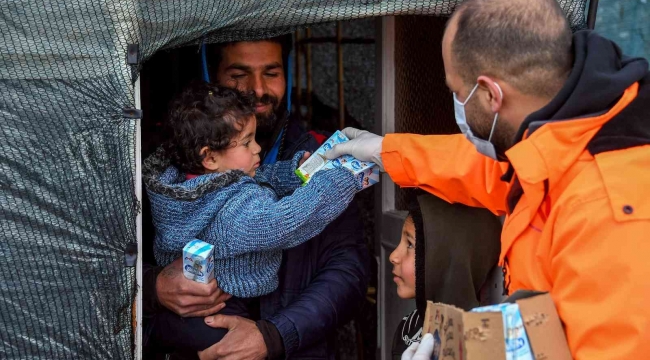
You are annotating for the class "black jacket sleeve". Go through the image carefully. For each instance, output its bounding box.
[265,203,371,356]
[256,320,285,359]
[143,263,163,319]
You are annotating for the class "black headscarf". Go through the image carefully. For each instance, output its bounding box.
[392,194,502,358]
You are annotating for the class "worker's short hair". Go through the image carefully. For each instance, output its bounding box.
[451,0,573,97]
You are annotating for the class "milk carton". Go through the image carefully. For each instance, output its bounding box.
[356,165,380,189]
[322,155,380,190]
[182,240,215,284]
[296,131,380,189]
[472,303,533,360]
[295,130,349,182]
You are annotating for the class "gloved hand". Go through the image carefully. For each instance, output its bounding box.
[324,127,385,171]
[401,333,435,360]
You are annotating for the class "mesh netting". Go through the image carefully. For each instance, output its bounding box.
[0,1,587,358]
[394,15,458,210]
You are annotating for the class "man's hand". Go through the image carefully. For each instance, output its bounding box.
[324,127,384,171]
[401,333,435,360]
[198,315,267,360]
[156,257,231,317]
[299,152,311,166]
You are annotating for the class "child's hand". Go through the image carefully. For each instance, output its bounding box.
[299,152,311,166]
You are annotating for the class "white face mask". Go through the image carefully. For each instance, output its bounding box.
[453,83,503,160]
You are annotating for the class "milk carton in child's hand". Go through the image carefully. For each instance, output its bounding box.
[296,130,380,189]
[295,130,348,181]
[182,240,215,284]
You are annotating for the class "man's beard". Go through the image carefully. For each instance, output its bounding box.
[464,101,516,158]
[256,110,278,136]
[252,93,283,135]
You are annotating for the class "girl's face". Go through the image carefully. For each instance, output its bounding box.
[204,116,262,177]
[389,215,416,299]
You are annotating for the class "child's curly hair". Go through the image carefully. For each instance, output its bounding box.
[164,82,255,174]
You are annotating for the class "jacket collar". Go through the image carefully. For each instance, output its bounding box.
[143,146,245,201]
[502,31,648,181]
[505,83,639,219]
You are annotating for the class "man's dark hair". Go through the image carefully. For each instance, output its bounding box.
[451,0,573,97]
[206,34,293,80]
[164,82,255,174]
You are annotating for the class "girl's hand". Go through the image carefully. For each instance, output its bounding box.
[299,152,311,166]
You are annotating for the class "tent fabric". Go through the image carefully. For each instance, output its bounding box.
[0,1,587,358]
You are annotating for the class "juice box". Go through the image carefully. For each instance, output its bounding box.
[472,303,533,360]
[295,130,349,182]
[295,130,380,189]
[182,240,215,284]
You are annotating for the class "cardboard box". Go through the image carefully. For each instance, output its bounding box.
[295,130,380,190]
[423,292,572,360]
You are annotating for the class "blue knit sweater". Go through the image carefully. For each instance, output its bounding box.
[143,148,360,298]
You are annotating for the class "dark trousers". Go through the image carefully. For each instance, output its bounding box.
[144,297,250,358]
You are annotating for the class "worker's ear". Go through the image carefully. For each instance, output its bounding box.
[477,76,504,113]
[200,147,221,172]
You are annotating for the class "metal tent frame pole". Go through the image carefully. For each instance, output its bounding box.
[587,0,599,30]
[337,21,345,130]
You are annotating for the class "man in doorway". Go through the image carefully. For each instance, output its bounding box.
[328,0,650,359]
[143,35,370,360]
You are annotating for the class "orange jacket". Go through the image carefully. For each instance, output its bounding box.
[383,32,650,360]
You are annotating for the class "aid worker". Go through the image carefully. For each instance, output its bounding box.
[327,0,650,359]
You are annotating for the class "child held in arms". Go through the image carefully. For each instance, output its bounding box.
[143,82,364,354]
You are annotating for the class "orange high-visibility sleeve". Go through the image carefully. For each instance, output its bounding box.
[382,133,509,215]
[551,198,650,360]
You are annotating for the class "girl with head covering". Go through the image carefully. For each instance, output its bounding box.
[389,193,502,358]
